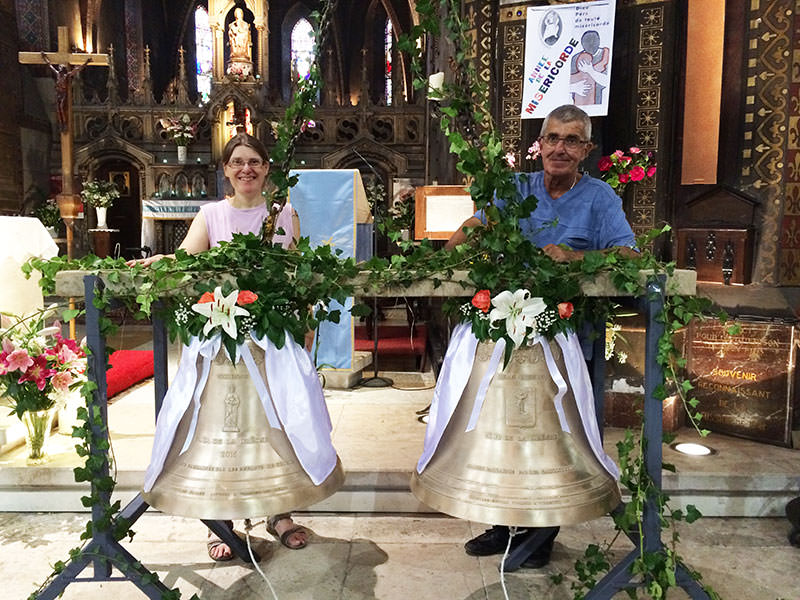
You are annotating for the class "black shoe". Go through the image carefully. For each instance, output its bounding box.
[519,531,556,569]
[465,525,528,556]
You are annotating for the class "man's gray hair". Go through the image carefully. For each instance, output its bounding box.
[541,104,591,140]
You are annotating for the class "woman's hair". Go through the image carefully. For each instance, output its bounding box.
[221,132,269,164]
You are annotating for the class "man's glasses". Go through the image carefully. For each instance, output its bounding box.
[539,134,589,150]
[227,158,265,168]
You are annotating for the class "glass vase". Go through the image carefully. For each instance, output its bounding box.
[22,408,56,465]
[177,144,188,163]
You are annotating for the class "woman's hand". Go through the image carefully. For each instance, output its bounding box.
[125,253,171,267]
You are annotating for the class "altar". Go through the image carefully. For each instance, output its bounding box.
[140,198,216,255]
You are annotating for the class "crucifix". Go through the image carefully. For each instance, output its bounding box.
[19,26,109,260]
[19,26,108,339]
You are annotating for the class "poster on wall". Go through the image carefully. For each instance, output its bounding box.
[520,0,616,119]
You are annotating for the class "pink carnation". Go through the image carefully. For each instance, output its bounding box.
[629,147,641,154]
[613,150,624,158]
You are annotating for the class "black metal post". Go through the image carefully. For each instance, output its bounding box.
[584,275,711,599]
[36,275,172,600]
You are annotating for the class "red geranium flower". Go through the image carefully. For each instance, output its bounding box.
[557,302,574,319]
[237,290,258,305]
[471,289,492,313]
[198,291,214,304]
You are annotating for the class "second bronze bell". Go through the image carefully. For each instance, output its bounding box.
[411,338,621,527]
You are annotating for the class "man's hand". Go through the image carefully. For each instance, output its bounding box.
[541,244,583,263]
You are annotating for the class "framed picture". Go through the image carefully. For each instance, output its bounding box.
[414,185,475,240]
[108,171,131,197]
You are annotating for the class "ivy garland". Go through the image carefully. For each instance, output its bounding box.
[21,1,733,599]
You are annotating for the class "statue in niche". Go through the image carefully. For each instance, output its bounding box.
[191,173,207,198]
[227,7,254,78]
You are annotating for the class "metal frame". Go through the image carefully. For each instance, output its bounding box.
[37,273,709,598]
[583,277,710,599]
[35,275,256,600]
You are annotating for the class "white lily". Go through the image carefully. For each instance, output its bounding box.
[488,289,547,347]
[191,286,250,339]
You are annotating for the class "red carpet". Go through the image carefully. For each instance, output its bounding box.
[106,350,154,399]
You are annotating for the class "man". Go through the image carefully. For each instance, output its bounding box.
[446,104,637,567]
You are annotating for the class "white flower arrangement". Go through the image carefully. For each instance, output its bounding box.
[80,180,119,208]
[159,113,197,146]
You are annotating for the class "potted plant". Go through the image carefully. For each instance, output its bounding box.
[0,309,87,464]
[33,197,63,238]
[80,179,119,229]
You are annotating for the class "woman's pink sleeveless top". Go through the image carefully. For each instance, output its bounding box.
[200,198,295,249]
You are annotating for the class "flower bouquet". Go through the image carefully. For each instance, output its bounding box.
[80,179,119,209]
[0,310,87,462]
[159,113,198,146]
[597,147,657,196]
[459,288,575,365]
[34,197,62,230]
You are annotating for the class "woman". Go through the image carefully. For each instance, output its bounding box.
[131,133,309,561]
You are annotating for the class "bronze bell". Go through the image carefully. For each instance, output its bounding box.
[143,340,345,520]
[411,338,621,527]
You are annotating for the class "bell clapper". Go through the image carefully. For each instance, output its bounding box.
[244,518,280,600]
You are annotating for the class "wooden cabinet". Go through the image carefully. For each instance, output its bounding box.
[676,227,754,285]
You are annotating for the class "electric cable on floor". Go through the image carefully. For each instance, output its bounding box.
[498,526,517,600]
[244,519,279,600]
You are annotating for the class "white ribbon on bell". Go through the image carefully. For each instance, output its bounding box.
[416,325,619,479]
[144,330,337,493]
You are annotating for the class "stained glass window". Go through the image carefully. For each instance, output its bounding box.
[290,18,315,84]
[385,19,393,105]
[195,6,212,104]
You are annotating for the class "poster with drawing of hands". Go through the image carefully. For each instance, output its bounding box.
[521,0,616,119]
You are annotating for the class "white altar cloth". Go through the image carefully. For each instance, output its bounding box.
[0,216,58,319]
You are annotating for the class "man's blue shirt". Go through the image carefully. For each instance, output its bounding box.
[476,171,636,251]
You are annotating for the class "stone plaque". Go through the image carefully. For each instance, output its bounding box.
[687,320,799,447]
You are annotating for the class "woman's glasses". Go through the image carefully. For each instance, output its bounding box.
[227,158,265,168]
[538,134,589,150]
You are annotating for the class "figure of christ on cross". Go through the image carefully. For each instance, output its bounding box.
[41,53,91,132]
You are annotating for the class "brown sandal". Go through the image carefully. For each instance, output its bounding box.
[266,515,308,550]
[207,521,235,561]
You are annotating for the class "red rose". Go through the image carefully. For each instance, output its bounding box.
[646,166,657,177]
[198,291,214,303]
[619,173,629,183]
[471,289,491,313]
[629,165,646,182]
[237,290,258,305]
[598,156,613,172]
[557,302,574,319]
